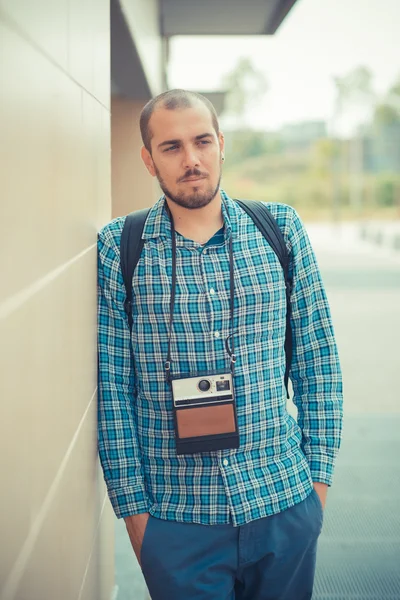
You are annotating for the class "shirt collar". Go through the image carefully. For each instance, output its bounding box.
[141,189,241,241]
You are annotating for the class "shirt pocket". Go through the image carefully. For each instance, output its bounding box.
[234,273,287,342]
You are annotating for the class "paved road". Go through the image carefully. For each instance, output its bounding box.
[114,223,400,600]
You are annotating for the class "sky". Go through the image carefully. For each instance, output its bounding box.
[168,0,400,132]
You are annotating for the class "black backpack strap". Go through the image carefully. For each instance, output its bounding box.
[235,199,293,398]
[120,208,150,332]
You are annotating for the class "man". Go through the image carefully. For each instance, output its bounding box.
[97,89,343,600]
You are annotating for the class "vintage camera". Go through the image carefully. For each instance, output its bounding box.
[171,371,239,455]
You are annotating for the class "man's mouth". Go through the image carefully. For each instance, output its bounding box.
[181,176,206,182]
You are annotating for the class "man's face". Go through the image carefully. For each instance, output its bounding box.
[141,102,224,210]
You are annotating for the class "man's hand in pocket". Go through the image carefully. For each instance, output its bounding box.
[124,512,150,566]
[313,482,328,510]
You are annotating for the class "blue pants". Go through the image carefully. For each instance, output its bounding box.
[141,489,323,599]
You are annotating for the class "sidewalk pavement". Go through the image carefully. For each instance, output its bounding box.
[308,221,400,597]
[304,220,400,267]
[360,220,400,253]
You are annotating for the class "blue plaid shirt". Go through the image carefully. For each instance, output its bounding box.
[97,191,343,526]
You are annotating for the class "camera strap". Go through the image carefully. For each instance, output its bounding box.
[165,211,236,382]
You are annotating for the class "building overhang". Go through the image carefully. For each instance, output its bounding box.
[111,0,152,101]
[111,0,298,100]
[160,0,298,36]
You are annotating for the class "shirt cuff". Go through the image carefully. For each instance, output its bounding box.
[307,453,336,487]
[108,485,149,519]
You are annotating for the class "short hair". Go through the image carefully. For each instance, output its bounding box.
[140,89,220,153]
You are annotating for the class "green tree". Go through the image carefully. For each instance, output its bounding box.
[373,104,400,128]
[369,75,400,180]
[373,74,400,128]
[333,66,375,113]
[222,57,268,126]
[332,66,376,217]
[387,74,400,111]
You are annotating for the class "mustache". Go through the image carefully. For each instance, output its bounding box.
[178,169,208,182]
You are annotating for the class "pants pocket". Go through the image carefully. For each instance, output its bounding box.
[310,488,324,534]
[140,515,155,570]
[311,488,324,514]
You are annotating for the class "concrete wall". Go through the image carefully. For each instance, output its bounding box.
[0,1,114,599]
[111,97,160,217]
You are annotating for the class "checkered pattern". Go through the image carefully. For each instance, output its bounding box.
[97,191,343,525]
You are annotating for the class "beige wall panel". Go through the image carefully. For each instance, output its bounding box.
[0,4,113,599]
[0,248,97,584]
[0,22,109,303]
[111,97,160,218]
[0,0,69,70]
[97,108,112,228]
[95,461,115,594]
[81,89,111,228]
[92,0,111,110]
[68,0,110,108]
[7,398,99,600]
[78,500,115,600]
[98,502,115,600]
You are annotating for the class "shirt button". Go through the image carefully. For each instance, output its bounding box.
[223,459,229,467]
[209,288,215,295]
[214,331,220,338]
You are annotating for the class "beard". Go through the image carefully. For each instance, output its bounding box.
[154,165,222,210]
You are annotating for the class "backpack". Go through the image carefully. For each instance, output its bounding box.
[120,199,293,398]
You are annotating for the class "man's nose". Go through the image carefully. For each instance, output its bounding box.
[182,147,200,168]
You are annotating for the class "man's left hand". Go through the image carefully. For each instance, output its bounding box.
[313,481,328,510]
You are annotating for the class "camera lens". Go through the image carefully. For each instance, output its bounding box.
[198,379,211,392]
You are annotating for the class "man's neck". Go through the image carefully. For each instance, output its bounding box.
[166,192,224,244]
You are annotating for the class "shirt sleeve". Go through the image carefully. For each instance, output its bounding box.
[287,208,343,486]
[97,226,148,518]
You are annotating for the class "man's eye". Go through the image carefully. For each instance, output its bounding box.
[164,145,178,152]
[199,140,211,145]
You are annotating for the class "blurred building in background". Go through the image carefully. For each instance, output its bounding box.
[279,120,328,150]
[0,1,298,600]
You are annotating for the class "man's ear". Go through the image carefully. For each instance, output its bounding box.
[219,131,225,157]
[141,146,156,177]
